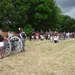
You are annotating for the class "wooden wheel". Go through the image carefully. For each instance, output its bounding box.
[10,36,23,53]
[4,40,11,57]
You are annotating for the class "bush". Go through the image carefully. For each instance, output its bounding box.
[23,24,35,35]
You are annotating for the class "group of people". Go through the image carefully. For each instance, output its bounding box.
[63,31,75,39]
[1,28,74,59]
[29,30,45,41]
[29,29,60,43]
[29,29,75,43]
[0,28,26,59]
[29,30,75,44]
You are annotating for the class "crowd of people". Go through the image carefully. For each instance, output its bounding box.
[0,27,75,59]
[28,30,75,42]
[29,29,60,43]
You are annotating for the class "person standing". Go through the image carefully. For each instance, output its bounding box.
[18,28,26,51]
[50,31,53,42]
[63,31,66,40]
[0,29,8,58]
[40,30,44,41]
[35,31,39,41]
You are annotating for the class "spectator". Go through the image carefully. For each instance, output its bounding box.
[18,28,26,51]
[0,28,8,58]
[40,30,44,41]
[35,31,39,41]
[53,34,59,43]
[50,31,53,42]
[63,31,66,40]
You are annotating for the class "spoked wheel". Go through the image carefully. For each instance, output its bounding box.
[10,36,23,53]
[4,40,11,57]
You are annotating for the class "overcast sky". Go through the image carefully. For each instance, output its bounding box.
[56,0,75,18]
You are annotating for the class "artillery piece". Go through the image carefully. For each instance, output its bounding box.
[3,36,23,57]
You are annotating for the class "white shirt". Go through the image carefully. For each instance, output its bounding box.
[54,36,59,40]
[0,42,4,47]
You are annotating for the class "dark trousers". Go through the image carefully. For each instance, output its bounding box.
[0,47,4,57]
[54,40,58,43]
[22,39,25,51]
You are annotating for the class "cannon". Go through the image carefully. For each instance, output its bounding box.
[3,36,23,57]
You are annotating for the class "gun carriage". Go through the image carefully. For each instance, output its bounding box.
[4,36,23,57]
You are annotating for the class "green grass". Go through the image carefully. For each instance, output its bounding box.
[0,39,75,75]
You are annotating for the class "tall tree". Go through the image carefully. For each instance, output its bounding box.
[0,0,62,33]
[25,0,62,31]
[60,15,75,32]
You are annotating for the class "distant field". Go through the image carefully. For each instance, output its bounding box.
[0,39,75,75]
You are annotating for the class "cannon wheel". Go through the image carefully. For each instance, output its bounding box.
[10,36,23,53]
[4,40,11,57]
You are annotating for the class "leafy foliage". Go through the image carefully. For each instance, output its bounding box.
[0,0,75,33]
[60,15,75,32]
[23,24,34,35]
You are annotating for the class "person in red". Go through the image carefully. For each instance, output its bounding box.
[35,31,39,40]
[0,28,8,59]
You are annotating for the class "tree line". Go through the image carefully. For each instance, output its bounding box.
[0,0,75,34]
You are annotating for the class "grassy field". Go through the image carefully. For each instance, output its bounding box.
[0,38,75,75]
